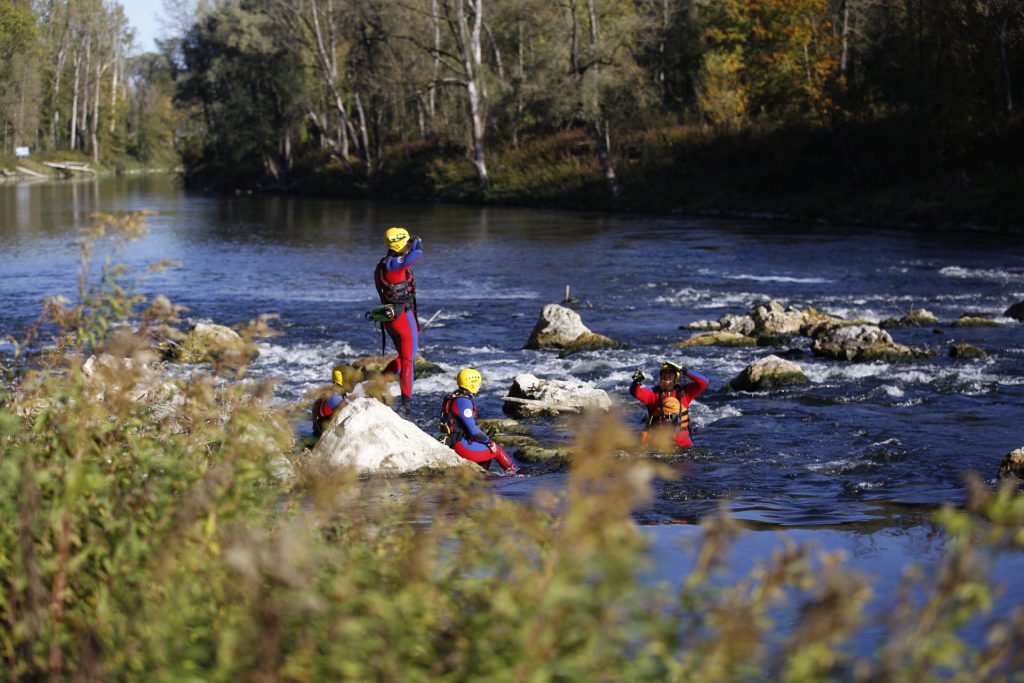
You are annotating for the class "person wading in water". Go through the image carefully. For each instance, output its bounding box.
[629,361,709,448]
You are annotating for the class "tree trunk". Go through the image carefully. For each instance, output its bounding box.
[455,0,488,186]
[91,59,103,162]
[585,0,620,198]
[999,1,1014,113]
[70,53,81,151]
[839,0,850,77]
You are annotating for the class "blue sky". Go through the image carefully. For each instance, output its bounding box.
[119,0,161,53]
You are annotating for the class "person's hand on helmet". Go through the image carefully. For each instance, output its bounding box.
[631,368,645,383]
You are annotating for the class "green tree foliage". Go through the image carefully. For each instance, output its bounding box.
[176,1,310,186]
[0,1,41,153]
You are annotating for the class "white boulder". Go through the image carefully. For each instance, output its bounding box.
[313,398,475,474]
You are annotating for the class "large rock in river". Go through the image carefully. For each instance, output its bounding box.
[503,373,612,418]
[998,447,1024,481]
[749,300,807,336]
[1005,301,1024,321]
[312,398,474,474]
[811,324,931,362]
[176,322,259,365]
[722,355,809,392]
[523,303,623,354]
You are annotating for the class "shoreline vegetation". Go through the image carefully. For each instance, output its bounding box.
[2,212,1024,679]
[192,119,1024,233]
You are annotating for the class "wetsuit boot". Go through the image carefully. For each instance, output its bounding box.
[398,395,412,418]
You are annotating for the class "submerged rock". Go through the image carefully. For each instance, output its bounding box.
[477,417,572,463]
[722,355,810,392]
[952,314,999,328]
[998,447,1024,481]
[558,331,628,358]
[880,308,940,328]
[313,397,474,474]
[949,342,987,359]
[524,303,622,352]
[352,354,444,378]
[504,373,612,418]
[672,331,757,347]
[811,324,932,362]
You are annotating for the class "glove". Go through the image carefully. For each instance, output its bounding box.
[411,236,422,251]
[631,368,645,383]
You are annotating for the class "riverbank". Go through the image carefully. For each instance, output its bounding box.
[185,118,1024,233]
[0,150,179,183]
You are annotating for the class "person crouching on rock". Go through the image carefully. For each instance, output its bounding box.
[437,368,518,474]
[374,226,423,417]
[630,361,709,448]
[312,366,349,438]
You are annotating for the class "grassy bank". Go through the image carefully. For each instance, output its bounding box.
[215,117,1024,232]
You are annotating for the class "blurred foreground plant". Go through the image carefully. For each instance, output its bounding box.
[2,214,1023,681]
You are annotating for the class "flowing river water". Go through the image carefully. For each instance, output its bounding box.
[2,175,1023,639]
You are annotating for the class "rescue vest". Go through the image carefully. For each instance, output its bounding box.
[374,258,416,310]
[437,389,475,445]
[647,386,689,431]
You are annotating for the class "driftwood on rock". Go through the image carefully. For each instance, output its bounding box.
[504,373,612,418]
[312,398,475,474]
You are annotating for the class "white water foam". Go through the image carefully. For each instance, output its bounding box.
[939,266,1024,283]
[726,274,831,284]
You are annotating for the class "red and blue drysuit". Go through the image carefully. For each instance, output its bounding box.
[374,237,423,401]
[312,392,347,437]
[438,389,517,473]
[630,368,709,447]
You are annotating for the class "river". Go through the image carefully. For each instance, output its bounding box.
[2,174,1023,636]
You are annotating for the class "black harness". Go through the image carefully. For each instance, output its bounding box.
[437,389,474,445]
[374,257,419,353]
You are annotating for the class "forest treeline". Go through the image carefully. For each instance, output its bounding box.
[0,0,178,167]
[3,0,1023,225]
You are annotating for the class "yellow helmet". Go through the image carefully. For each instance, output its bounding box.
[660,360,683,379]
[456,368,483,394]
[384,226,410,253]
[331,366,346,388]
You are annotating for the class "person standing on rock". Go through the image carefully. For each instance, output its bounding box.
[437,368,518,474]
[630,361,709,448]
[312,366,349,438]
[374,227,423,416]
